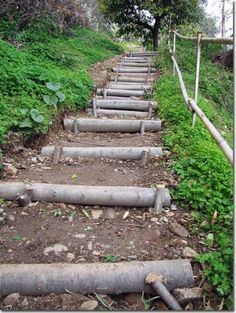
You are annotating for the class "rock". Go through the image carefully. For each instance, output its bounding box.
[155,228,161,237]
[183,247,197,258]
[0,208,4,214]
[43,244,68,256]
[91,209,103,219]
[166,211,175,217]
[31,157,38,163]
[160,216,168,223]
[127,255,137,260]
[87,241,93,251]
[124,293,144,310]
[92,250,101,256]
[0,216,5,224]
[4,293,20,306]
[66,252,75,262]
[21,297,29,307]
[151,217,158,223]
[169,222,189,237]
[4,163,17,177]
[58,203,67,210]
[79,300,98,311]
[7,215,15,222]
[171,204,177,211]
[73,233,86,239]
[105,208,116,219]
[173,287,203,304]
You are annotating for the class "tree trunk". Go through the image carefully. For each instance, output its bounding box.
[152,18,160,51]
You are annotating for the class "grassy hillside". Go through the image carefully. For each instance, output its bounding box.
[0,25,123,144]
[155,37,233,308]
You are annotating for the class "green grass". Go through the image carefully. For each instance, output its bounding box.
[0,25,123,144]
[155,38,233,309]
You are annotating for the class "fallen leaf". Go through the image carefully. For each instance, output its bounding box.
[123,211,129,219]
[82,209,90,218]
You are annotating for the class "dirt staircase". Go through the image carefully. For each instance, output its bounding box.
[0,51,200,310]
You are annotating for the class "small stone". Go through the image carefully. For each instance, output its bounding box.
[79,300,98,311]
[105,208,116,219]
[169,222,189,237]
[166,211,175,217]
[4,293,20,306]
[155,228,161,237]
[0,208,4,214]
[91,209,103,219]
[0,216,5,224]
[171,204,177,211]
[66,252,75,262]
[31,157,38,163]
[73,233,86,239]
[128,255,137,260]
[4,164,17,177]
[21,297,29,307]
[151,217,158,223]
[58,203,67,210]
[7,215,15,222]
[173,287,203,304]
[92,250,101,256]
[43,244,68,256]
[160,216,168,223]
[183,247,197,258]
[20,211,28,216]
[88,241,93,251]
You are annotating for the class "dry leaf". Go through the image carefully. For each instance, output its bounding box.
[123,211,129,219]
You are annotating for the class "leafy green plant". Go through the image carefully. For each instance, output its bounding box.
[103,254,118,263]
[43,82,66,108]
[12,234,23,241]
[17,108,44,129]
[52,208,62,217]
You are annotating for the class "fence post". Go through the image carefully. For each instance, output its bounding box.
[192,32,202,127]
[173,30,176,75]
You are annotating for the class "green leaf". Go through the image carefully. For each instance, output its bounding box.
[56,91,66,102]
[46,82,61,91]
[50,95,58,105]
[12,234,23,241]
[205,233,214,247]
[71,174,78,179]
[30,109,44,123]
[43,95,51,105]
[20,108,29,116]
[82,209,90,218]
[19,118,33,128]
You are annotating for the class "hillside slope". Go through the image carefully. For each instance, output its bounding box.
[0,27,123,144]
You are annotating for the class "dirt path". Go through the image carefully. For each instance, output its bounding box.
[0,54,207,310]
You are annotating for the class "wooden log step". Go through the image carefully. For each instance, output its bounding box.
[110,77,150,83]
[87,108,151,118]
[89,99,156,111]
[96,89,145,97]
[129,52,157,57]
[96,96,141,100]
[63,118,161,133]
[0,183,171,209]
[0,260,194,296]
[108,83,152,90]
[119,63,154,67]
[113,67,156,73]
[41,146,163,160]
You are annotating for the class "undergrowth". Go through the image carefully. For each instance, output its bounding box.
[0,23,123,145]
[155,37,233,309]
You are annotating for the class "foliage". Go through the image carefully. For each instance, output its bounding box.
[103,254,118,263]
[0,24,123,145]
[155,36,233,309]
[43,82,66,108]
[100,0,201,49]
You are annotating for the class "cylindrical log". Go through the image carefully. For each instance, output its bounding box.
[111,77,151,83]
[0,183,170,207]
[118,63,153,67]
[63,118,161,133]
[123,57,153,61]
[41,146,163,159]
[113,67,156,73]
[129,52,157,57]
[87,108,150,118]
[108,83,152,90]
[96,96,141,100]
[97,89,144,97]
[89,99,156,111]
[0,260,194,296]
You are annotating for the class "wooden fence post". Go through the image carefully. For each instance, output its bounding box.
[192,32,202,127]
[173,30,176,75]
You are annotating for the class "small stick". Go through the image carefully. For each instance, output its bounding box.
[73,119,79,134]
[145,273,182,310]
[140,121,146,136]
[92,99,97,118]
[53,146,62,164]
[140,150,149,166]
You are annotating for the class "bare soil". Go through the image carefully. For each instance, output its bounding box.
[0,55,215,311]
